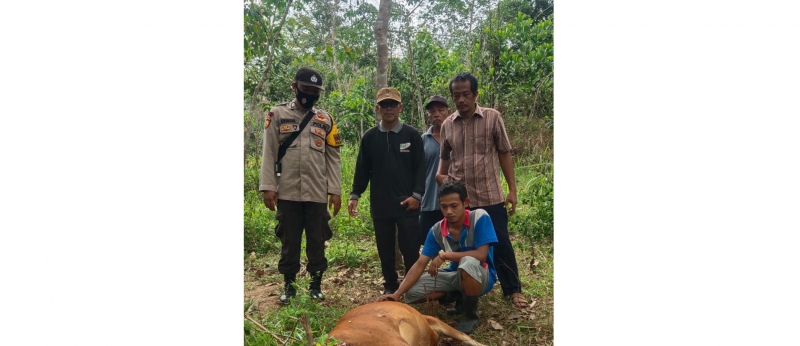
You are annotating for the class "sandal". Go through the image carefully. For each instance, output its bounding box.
[510,292,528,308]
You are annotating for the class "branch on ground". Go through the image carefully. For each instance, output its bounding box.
[245,314,286,344]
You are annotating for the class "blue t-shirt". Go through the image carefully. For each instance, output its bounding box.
[420,127,441,211]
[420,210,498,294]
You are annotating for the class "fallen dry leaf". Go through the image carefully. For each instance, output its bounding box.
[361,263,368,270]
[488,319,503,330]
[508,313,522,320]
[256,269,265,277]
[529,257,540,272]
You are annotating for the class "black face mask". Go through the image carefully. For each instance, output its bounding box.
[296,90,319,109]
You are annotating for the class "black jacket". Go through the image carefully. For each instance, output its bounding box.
[350,123,426,219]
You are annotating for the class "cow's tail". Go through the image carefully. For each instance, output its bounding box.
[423,315,487,346]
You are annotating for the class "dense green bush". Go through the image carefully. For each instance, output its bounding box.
[244,157,279,253]
[509,163,553,241]
[246,142,553,251]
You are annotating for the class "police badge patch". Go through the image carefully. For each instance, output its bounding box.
[312,128,326,138]
[280,124,300,133]
[264,112,274,129]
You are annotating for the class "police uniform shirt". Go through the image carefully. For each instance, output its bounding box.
[259,100,342,203]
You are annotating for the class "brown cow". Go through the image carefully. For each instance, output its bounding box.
[328,301,486,346]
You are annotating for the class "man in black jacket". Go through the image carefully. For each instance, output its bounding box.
[347,87,426,295]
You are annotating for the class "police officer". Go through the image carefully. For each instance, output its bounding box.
[259,66,342,305]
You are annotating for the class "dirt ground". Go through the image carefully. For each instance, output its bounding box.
[244,237,553,345]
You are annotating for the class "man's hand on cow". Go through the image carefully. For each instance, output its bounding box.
[377,293,399,302]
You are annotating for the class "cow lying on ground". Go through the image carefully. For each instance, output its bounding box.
[328,301,486,346]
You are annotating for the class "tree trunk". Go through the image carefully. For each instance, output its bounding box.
[374,0,391,91]
[374,0,391,127]
[402,2,425,128]
[406,33,423,129]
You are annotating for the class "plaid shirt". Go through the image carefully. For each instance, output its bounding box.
[439,104,512,207]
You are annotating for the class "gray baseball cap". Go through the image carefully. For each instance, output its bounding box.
[424,95,448,109]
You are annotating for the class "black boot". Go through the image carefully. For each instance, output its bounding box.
[309,271,324,300]
[455,295,480,334]
[446,299,463,315]
[440,291,463,315]
[279,274,296,306]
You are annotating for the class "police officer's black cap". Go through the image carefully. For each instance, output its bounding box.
[294,67,325,91]
[424,95,448,110]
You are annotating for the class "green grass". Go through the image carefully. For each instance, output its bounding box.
[243,143,553,345]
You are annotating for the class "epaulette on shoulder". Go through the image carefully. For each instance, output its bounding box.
[311,108,336,123]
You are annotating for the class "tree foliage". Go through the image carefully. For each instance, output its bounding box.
[243,0,554,159]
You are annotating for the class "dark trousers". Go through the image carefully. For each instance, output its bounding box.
[275,200,331,275]
[419,210,444,245]
[469,203,522,296]
[373,216,421,290]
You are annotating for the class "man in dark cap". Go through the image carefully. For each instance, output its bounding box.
[418,96,450,245]
[259,66,343,305]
